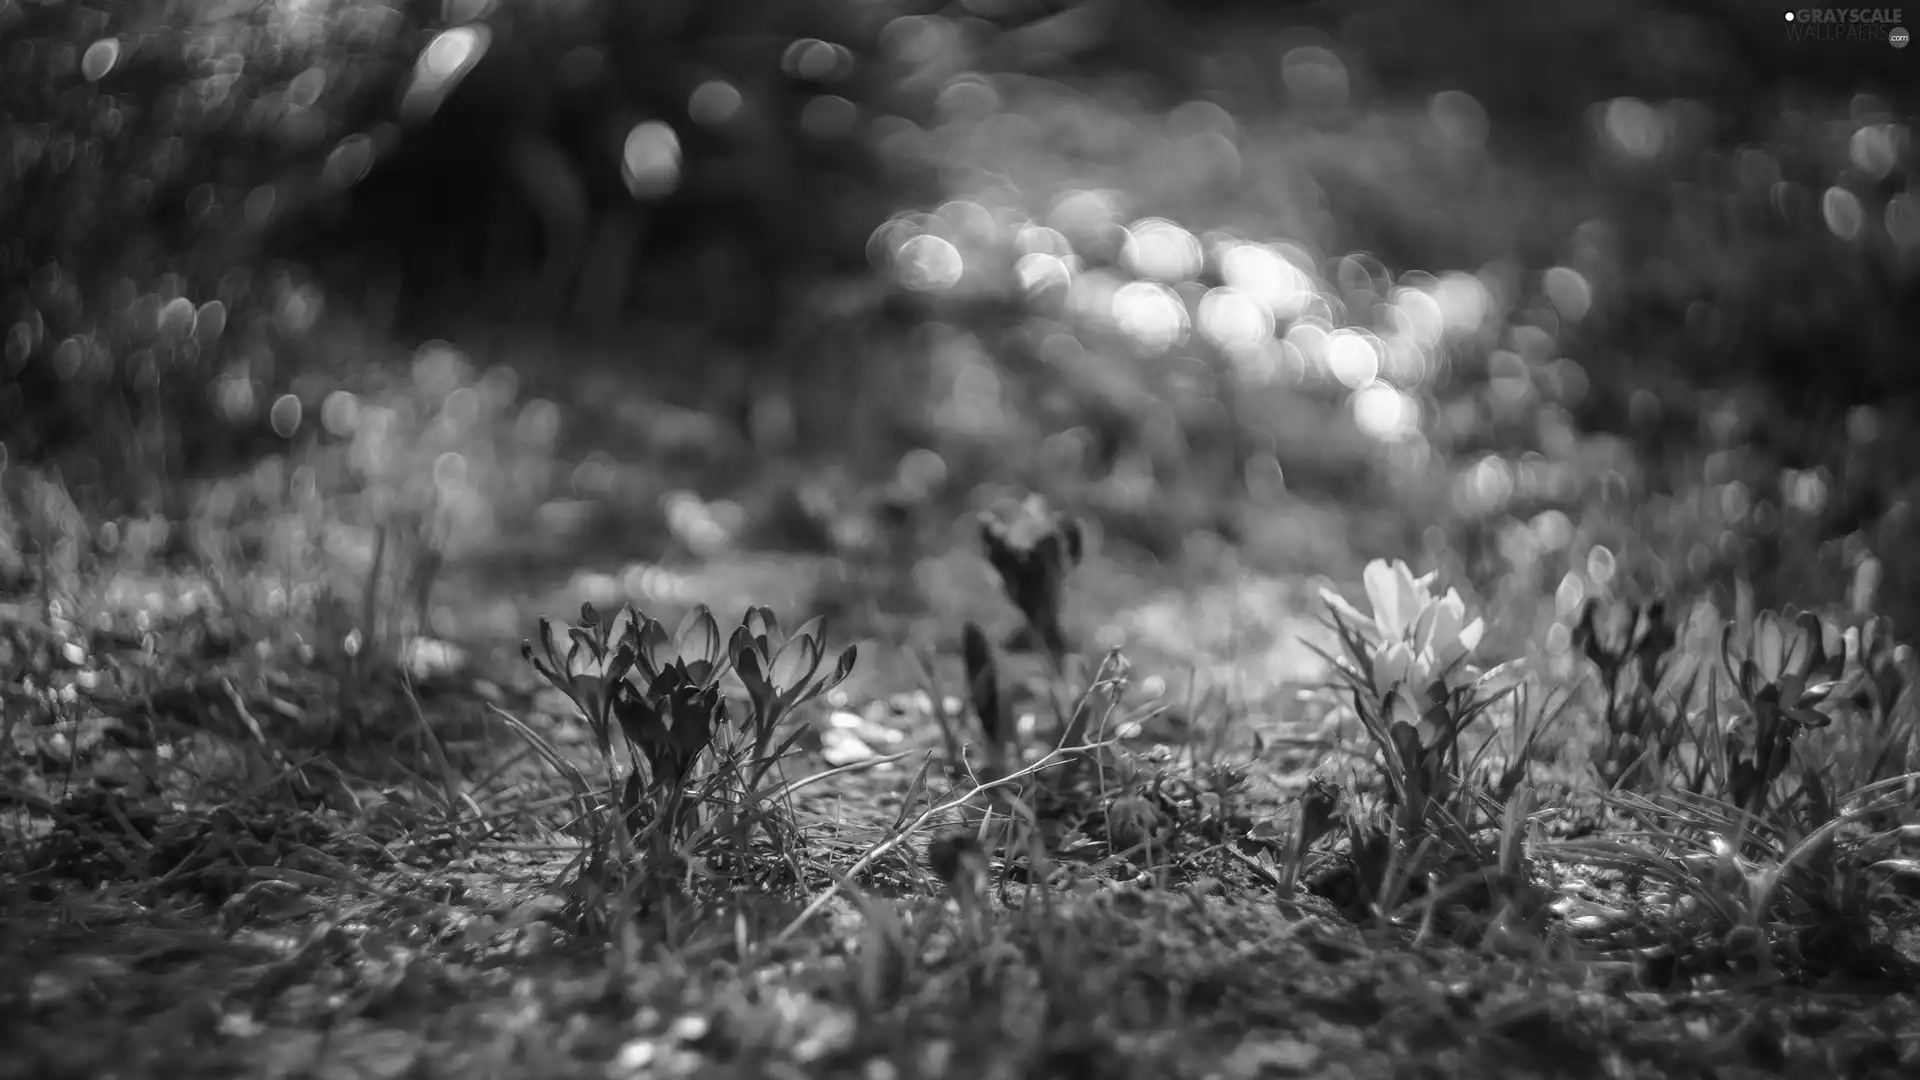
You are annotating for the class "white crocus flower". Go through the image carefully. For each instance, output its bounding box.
[1362,558,1432,643]
[1415,586,1484,675]
[1324,559,1486,700]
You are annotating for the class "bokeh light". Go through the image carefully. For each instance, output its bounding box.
[1111,281,1189,353]
[1822,186,1864,241]
[1326,329,1379,389]
[1602,97,1665,159]
[1220,242,1314,320]
[1459,454,1514,514]
[1352,380,1418,441]
[1848,123,1904,180]
[1542,266,1592,322]
[433,451,467,496]
[269,393,303,438]
[1015,252,1072,302]
[1429,90,1489,151]
[895,234,964,292]
[783,38,853,82]
[688,80,743,127]
[800,95,858,139]
[1122,218,1204,282]
[1048,189,1125,255]
[622,121,682,198]
[157,297,197,342]
[1586,544,1617,587]
[1391,285,1445,348]
[322,390,361,437]
[402,24,490,123]
[218,374,257,423]
[1196,287,1273,353]
[323,133,377,187]
[81,38,120,82]
[1432,272,1492,333]
[894,448,948,499]
[1280,46,1350,109]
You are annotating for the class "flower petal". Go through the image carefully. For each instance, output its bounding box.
[637,617,673,681]
[677,605,725,666]
[746,605,781,648]
[771,632,824,690]
[1423,590,1466,658]
[1753,610,1786,685]
[1320,588,1377,636]
[1862,616,1893,663]
[1411,603,1439,658]
[607,604,642,652]
[1456,617,1485,656]
[1719,622,1741,688]
[566,625,600,664]
[1373,640,1418,700]
[788,615,826,649]
[734,644,770,696]
[606,642,636,686]
[1393,560,1422,621]
[824,644,858,690]
[1783,610,1824,681]
[1364,560,1409,642]
[727,624,757,666]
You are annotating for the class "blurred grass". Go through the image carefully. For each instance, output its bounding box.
[0,0,1916,654]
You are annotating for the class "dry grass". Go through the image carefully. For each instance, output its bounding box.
[4,475,1920,1080]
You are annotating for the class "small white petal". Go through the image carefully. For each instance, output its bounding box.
[1320,588,1377,633]
[1365,560,1410,641]
[1373,640,1417,699]
[1457,618,1485,653]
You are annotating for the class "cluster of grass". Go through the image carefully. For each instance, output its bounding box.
[7,433,1918,1077]
[1311,564,1918,982]
[486,491,1920,1074]
[510,600,856,928]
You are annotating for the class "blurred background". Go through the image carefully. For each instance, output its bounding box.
[2,0,1917,686]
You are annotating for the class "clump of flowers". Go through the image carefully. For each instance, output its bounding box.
[1315,559,1503,837]
[1573,596,1684,790]
[978,492,1083,669]
[1320,559,1487,708]
[729,606,860,789]
[1831,615,1914,727]
[1719,607,1844,815]
[519,601,856,894]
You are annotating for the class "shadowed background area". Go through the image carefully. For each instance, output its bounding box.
[2,0,1917,659]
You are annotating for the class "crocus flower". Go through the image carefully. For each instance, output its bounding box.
[523,612,633,755]
[1322,558,1485,699]
[628,604,733,690]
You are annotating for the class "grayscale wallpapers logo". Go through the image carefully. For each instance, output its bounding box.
[1783,8,1909,45]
